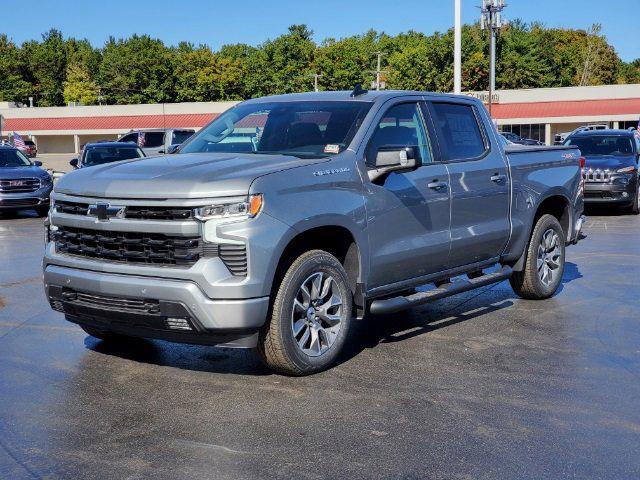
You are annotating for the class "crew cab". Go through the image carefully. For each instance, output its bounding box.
[43,90,584,375]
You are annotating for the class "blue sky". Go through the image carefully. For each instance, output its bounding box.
[11,0,639,61]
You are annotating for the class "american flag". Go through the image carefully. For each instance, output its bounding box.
[12,132,27,150]
[137,132,146,147]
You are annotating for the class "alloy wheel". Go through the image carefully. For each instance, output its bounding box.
[291,272,343,357]
[537,228,562,287]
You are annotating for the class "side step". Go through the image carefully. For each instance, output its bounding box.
[369,266,512,315]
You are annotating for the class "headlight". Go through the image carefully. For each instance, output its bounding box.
[194,194,263,221]
[616,166,637,174]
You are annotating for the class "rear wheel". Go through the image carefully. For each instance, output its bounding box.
[627,182,639,215]
[510,214,566,300]
[258,250,352,376]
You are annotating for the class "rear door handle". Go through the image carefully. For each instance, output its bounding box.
[428,180,448,191]
[490,173,507,184]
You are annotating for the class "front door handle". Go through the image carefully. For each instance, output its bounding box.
[428,180,448,191]
[490,173,507,184]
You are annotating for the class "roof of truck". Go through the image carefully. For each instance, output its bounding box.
[570,129,637,137]
[242,90,471,104]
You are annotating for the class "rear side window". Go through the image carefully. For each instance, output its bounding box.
[141,132,164,148]
[172,130,194,145]
[429,102,487,161]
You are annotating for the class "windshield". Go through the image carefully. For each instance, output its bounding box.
[566,135,634,156]
[172,130,194,145]
[0,149,32,167]
[82,146,145,166]
[180,101,372,158]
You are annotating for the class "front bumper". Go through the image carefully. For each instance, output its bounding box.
[44,265,269,348]
[0,184,52,210]
[584,180,637,204]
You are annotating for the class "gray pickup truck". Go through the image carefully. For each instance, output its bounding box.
[43,90,584,375]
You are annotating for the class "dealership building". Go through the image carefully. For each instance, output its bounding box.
[1,83,639,154]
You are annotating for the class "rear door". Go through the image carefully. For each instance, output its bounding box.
[363,100,451,288]
[426,100,510,268]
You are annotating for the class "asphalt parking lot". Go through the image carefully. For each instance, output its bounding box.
[0,208,639,480]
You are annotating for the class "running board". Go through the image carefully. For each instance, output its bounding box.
[368,266,513,315]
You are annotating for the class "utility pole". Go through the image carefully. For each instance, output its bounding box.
[371,52,387,91]
[307,73,323,92]
[454,0,462,94]
[480,0,506,115]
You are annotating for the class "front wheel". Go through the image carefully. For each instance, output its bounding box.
[258,250,353,376]
[510,214,566,300]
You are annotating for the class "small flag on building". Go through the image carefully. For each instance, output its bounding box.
[137,132,146,147]
[12,132,27,150]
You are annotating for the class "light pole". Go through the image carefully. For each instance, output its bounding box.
[307,73,323,92]
[454,0,462,94]
[480,0,506,115]
[371,52,387,91]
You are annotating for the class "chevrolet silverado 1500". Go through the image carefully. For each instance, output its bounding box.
[44,90,585,375]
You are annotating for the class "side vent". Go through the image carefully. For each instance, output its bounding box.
[219,244,248,276]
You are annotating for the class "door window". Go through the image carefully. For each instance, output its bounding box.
[430,102,487,161]
[141,132,165,148]
[367,102,433,166]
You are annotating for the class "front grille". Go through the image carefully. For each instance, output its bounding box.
[582,168,611,183]
[61,290,160,315]
[54,201,193,220]
[52,226,204,266]
[0,198,39,206]
[0,177,40,193]
[219,244,248,276]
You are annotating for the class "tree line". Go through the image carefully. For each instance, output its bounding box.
[1,23,638,107]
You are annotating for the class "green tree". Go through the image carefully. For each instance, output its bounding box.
[98,35,174,104]
[22,29,67,106]
[0,34,31,103]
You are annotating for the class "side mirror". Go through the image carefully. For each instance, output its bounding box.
[368,146,418,182]
[167,144,180,154]
[69,158,78,168]
[33,160,42,167]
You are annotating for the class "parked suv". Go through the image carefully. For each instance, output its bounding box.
[70,142,145,169]
[1,145,52,216]
[23,140,37,158]
[565,129,639,214]
[118,128,195,156]
[44,91,584,375]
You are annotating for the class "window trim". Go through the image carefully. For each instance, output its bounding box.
[425,100,491,164]
[363,100,435,168]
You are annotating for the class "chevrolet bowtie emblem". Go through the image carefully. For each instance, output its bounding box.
[87,202,125,221]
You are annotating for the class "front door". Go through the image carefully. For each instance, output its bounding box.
[427,100,510,268]
[363,101,451,288]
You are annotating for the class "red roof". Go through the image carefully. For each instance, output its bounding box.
[492,98,640,119]
[3,97,640,133]
[4,113,218,132]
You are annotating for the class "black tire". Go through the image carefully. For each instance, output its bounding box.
[80,324,129,343]
[510,214,566,300]
[257,249,353,376]
[35,206,49,217]
[626,184,639,215]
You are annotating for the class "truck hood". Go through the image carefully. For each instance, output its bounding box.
[583,155,636,171]
[54,152,324,199]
